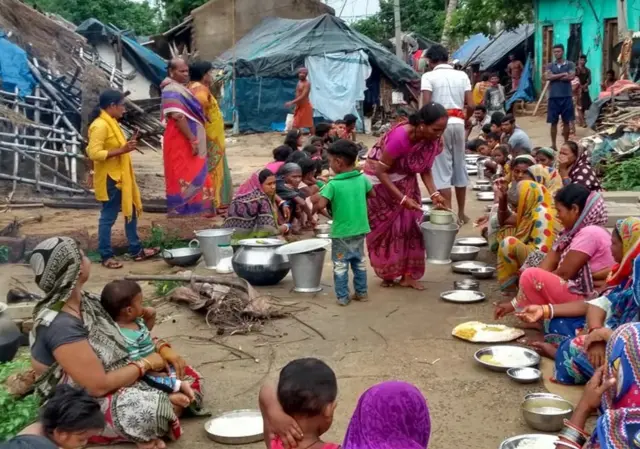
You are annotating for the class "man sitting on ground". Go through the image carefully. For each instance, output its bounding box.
[501,114,532,151]
[466,105,491,139]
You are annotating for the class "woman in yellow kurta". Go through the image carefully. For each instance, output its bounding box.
[497,180,557,291]
[188,62,233,211]
[87,90,157,269]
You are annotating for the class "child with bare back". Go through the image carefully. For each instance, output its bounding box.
[100,280,194,407]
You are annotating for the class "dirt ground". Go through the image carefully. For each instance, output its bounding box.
[0,116,593,449]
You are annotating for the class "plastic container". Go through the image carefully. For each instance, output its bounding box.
[216,244,234,274]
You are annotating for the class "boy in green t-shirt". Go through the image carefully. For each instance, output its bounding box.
[312,140,374,306]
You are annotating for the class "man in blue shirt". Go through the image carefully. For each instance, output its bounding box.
[544,43,575,149]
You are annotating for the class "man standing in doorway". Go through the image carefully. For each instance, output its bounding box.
[421,44,474,222]
[507,54,524,92]
[286,67,314,135]
[545,44,575,149]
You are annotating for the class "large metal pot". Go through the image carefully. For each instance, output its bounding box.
[191,229,235,269]
[420,221,460,264]
[231,238,290,286]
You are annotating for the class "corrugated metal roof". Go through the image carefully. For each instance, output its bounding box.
[472,24,534,70]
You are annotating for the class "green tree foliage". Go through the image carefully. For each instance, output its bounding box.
[451,0,533,39]
[26,0,161,35]
[160,0,207,28]
[352,0,446,43]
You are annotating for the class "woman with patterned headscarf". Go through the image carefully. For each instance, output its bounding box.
[28,237,206,449]
[553,323,640,449]
[517,217,640,385]
[496,180,558,292]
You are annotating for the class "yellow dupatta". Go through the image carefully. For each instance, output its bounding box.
[99,111,143,221]
[515,180,556,253]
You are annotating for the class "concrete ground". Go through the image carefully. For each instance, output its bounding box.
[0,116,592,449]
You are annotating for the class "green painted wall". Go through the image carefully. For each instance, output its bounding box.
[534,0,638,100]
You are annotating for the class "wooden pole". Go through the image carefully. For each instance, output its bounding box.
[533,81,550,116]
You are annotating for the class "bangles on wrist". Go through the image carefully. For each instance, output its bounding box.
[430,191,442,199]
[400,195,408,205]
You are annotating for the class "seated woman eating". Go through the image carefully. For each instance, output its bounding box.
[517,217,640,385]
[276,163,315,231]
[224,169,291,241]
[29,237,205,449]
[494,184,614,320]
[534,147,555,168]
[481,154,536,251]
[496,179,558,292]
[558,141,601,191]
[552,324,640,449]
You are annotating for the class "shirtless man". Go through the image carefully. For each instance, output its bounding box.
[285,68,314,135]
[507,54,524,92]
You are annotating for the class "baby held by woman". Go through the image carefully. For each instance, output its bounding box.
[101,280,195,407]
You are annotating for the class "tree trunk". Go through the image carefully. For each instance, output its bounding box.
[441,0,458,48]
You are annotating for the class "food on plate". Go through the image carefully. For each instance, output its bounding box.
[515,439,556,449]
[453,327,477,340]
[479,350,533,367]
[452,321,524,343]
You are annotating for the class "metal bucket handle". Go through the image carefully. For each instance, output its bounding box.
[162,250,173,260]
[189,239,200,249]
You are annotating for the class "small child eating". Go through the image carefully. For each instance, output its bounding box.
[259,358,339,449]
[100,280,194,407]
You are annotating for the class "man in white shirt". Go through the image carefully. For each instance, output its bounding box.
[421,44,474,222]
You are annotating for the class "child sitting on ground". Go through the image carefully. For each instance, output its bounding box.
[259,358,338,449]
[480,123,492,140]
[101,280,194,407]
[475,139,491,157]
[312,139,373,306]
[485,132,501,152]
[483,144,510,179]
[343,114,358,141]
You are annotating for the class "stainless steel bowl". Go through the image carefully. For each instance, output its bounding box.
[521,397,574,432]
[477,192,495,201]
[474,345,541,372]
[450,245,480,262]
[524,393,562,401]
[314,224,331,236]
[476,179,491,185]
[477,184,492,192]
[469,266,496,279]
[453,278,479,290]
[204,409,264,444]
[162,247,202,267]
[507,367,542,384]
[499,434,558,449]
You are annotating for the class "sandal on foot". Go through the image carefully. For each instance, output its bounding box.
[133,248,160,262]
[102,258,123,269]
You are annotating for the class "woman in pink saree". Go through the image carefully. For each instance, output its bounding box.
[364,103,449,290]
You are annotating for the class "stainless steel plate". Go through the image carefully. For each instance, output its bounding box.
[499,434,558,449]
[455,237,488,247]
[204,409,264,445]
[477,192,495,201]
[474,345,541,372]
[452,261,488,274]
[275,239,330,256]
[440,290,486,303]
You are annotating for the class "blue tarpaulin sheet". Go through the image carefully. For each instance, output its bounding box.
[506,56,535,111]
[220,77,299,133]
[0,30,36,96]
[452,34,490,65]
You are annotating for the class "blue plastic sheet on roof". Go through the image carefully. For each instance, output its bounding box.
[452,34,490,65]
[0,30,36,96]
[506,56,535,111]
[76,19,166,86]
